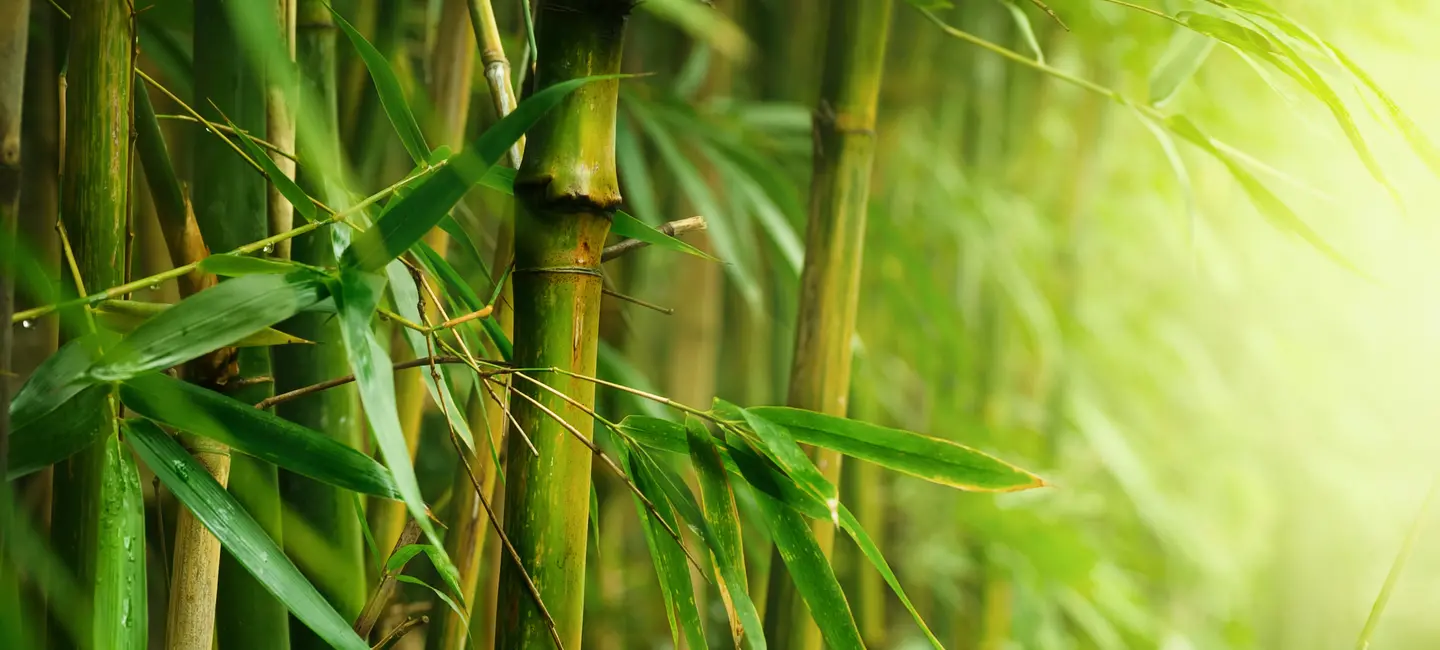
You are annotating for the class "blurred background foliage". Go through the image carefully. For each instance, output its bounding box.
[10,0,1440,648]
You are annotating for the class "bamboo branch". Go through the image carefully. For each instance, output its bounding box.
[255,355,495,410]
[354,518,423,638]
[372,616,429,650]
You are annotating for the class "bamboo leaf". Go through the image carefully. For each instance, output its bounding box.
[748,406,1045,492]
[1001,0,1045,63]
[346,76,617,271]
[721,399,838,511]
[123,419,369,650]
[1322,44,1440,178]
[6,385,110,480]
[1149,28,1215,106]
[395,575,468,624]
[726,442,863,650]
[328,4,430,165]
[330,269,452,572]
[93,431,148,649]
[8,336,103,430]
[198,253,309,277]
[88,272,328,382]
[611,208,716,261]
[218,111,318,223]
[117,372,402,500]
[617,415,687,454]
[1161,114,1357,271]
[685,417,764,649]
[93,300,313,347]
[637,0,751,61]
[616,443,706,650]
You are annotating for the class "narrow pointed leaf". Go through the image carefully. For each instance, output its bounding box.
[219,112,317,222]
[384,260,474,449]
[617,415,687,454]
[93,300,313,347]
[611,208,716,261]
[328,5,429,165]
[124,419,369,650]
[1149,28,1215,106]
[198,253,309,277]
[118,372,401,499]
[727,400,837,508]
[89,271,328,382]
[7,385,111,480]
[685,417,764,649]
[8,336,101,430]
[749,406,1045,491]
[616,443,706,650]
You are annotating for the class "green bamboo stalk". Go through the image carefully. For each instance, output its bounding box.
[48,1,138,648]
[762,0,893,648]
[273,2,367,646]
[166,2,280,649]
[133,86,212,298]
[495,1,628,647]
[267,0,297,260]
[0,2,31,641]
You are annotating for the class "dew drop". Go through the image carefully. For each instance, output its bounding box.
[262,243,274,254]
[148,284,159,291]
[123,536,133,551]
[20,320,31,329]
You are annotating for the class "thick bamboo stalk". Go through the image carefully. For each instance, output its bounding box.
[762,0,893,648]
[0,0,29,519]
[167,2,276,648]
[49,1,135,648]
[133,86,212,298]
[273,2,367,646]
[495,2,627,647]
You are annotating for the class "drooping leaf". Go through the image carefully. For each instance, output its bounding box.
[611,208,715,261]
[725,441,863,650]
[724,400,838,510]
[1001,0,1045,63]
[8,336,103,430]
[118,372,401,500]
[7,385,111,480]
[346,76,619,271]
[1149,28,1216,106]
[124,419,369,650]
[330,269,453,579]
[749,406,1045,492]
[89,272,328,382]
[93,431,147,650]
[685,417,763,649]
[616,415,687,454]
[92,300,312,347]
[616,442,706,650]
[328,5,429,165]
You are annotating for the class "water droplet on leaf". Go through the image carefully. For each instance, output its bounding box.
[20,320,31,329]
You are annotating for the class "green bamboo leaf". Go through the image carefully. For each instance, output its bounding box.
[330,269,451,570]
[637,0,752,61]
[1001,0,1045,63]
[93,431,148,649]
[749,406,1046,492]
[726,442,863,650]
[616,443,706,650]
[93,300,313,347]
[384,260,474,449]
[328,4,429,165]
[616,415,687,454]
[411,242,513,362]
[617,117,662,225]
[7,385,110,480]
[1324,45,1440,178]
[217,112,318,223]
[198,253,308,277]
[118,372,402,500]
[123,419,369,650]
[88,271,329,382]
[346,76,619,271]
[395,575,468,625]
[699,144,804,274]
[611,209,716,261]
[1162,115,1357,271]
[721,399,838,511]
[1149,28,1215,106]
[598,345,669,420]
[685,417,764,649]
[8,336,103,430]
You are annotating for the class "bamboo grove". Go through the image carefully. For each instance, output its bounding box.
[3,0,1440,648]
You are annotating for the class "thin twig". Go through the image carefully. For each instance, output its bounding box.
[154,113,300,161]
[601,288,672,315]
[371,616,428,650]
[254,356,490,410]
[481,375,536,457]
[1027,0,1069,31]
[601,215,707,262]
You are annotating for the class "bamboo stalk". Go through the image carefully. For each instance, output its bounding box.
[0,0,29,526]
[133,85,212,298]
[274,3,367,646]
[495,2,628,647]
[429,2,526,646]
[762,0,893,648]
[48,1,138,648]
[166,2,279,648]
[268,0,297,259]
